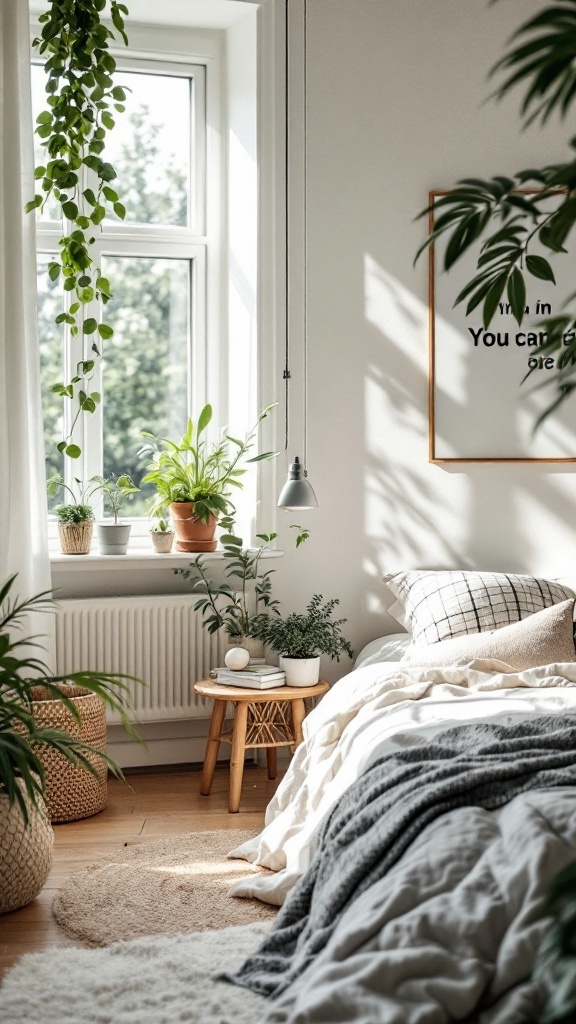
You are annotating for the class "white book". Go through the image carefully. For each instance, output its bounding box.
[213,664,284,680]
[213,673,286,690]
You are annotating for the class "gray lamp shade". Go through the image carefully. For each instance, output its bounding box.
[277,457,318,510]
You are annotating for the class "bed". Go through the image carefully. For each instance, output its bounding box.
[222,571,576,1024]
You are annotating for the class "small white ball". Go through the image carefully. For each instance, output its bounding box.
[225,647,251,670]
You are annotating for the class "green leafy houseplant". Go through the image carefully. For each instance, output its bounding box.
[416,0,576,424]
[0,574,140,826]
[89,474,139,524]
[47,474,95,554]
[29,0,130,459]
[176,532,282,639]
[139,404,276,524]
[150,517,172,534]
[47,474,94,522]
[253,594,354,662]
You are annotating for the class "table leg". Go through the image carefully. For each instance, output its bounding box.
[229,701,248,813]
[200,699,227,796]
[266,746,277,780]
[291,698,306,751]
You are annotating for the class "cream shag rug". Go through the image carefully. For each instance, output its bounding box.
[53,829,276,946]
[0,922,270,1024]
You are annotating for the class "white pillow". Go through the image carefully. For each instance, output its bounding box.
[354,633,411,669]
[402,599,576,671]
[384,570,575,646]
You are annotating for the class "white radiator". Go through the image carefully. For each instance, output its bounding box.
[55,596,225,723]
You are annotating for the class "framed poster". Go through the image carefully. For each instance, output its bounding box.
[429,189,576,462]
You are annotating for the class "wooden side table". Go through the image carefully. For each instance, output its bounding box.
[194,679,329,813]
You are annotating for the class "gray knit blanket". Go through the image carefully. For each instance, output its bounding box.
[228,714,576,999]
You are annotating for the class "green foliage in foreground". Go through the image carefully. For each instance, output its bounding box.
[0,575,142,826]
[416,0,576,421]
[533,860,576,1024]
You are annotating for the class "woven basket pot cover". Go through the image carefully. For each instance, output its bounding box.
[31,685,108,823]
[0,794,54,913]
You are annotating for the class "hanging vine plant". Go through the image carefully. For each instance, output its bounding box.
[28,0,129,459]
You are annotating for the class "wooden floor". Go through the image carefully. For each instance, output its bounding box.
[0,762,281,982]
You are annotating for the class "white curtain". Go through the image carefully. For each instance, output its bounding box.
[0,0,53,660]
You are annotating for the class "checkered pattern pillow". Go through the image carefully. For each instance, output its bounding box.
[384,570,576,646]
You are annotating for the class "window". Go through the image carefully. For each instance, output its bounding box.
[33,59,209,521]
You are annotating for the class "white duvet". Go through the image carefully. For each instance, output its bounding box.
[228,658,576,905]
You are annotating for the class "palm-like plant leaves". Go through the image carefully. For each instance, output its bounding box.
[416,0,576,420]
[0,575,142,826]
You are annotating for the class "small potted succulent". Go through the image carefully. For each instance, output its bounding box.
[176,531,281,662]
[252,594,354,686]
[90,475,140,555]
[150,515,174,554]
[47,475,94,555]
[139,404,276,553]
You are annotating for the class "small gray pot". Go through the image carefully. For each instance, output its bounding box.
[97,523,131,555]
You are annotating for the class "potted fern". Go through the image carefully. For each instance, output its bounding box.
[47,475,94,555]
[252,594,354,686]
[0,575,140,913]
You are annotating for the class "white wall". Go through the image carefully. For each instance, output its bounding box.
[272,0,576,680]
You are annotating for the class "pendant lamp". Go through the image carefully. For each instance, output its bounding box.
[277,0,318,512]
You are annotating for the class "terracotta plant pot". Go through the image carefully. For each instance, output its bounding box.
[58,521,93,555]
[170,502,217,552]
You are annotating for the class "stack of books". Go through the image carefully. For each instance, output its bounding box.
[209,664,286,689]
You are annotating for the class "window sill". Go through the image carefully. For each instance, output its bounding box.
[49,548,284,573]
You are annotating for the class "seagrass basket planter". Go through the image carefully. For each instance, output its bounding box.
[0,792,54,914]
[30,684,108,823]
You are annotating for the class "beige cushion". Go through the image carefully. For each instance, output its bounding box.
[402,599,576,671]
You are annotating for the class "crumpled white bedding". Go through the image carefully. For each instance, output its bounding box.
[228,659,576,906]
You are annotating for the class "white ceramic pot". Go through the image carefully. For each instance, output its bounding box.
[280,656,320,687]
[151,530,174,553]
[97,523,131,555]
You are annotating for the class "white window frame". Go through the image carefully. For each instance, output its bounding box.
[32,3,287,562]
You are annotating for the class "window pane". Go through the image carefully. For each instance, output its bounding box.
[30,66,61,222]
[104,72,190,227]
[102,256,190,517]
[37,255,65,502]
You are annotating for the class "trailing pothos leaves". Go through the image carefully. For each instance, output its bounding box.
[28,0,129,459]
[415,0,576,423]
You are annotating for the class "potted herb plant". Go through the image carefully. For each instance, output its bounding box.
[150,515,174,554]
[176,532,281,661]
[252,594,354,686]
[139,404,276,552]
[47,475,94,555]
[90,474,139,555]
[0,574,140,913]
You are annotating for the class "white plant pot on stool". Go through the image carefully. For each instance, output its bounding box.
[97,523,131,555]
[279,656,320,687]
